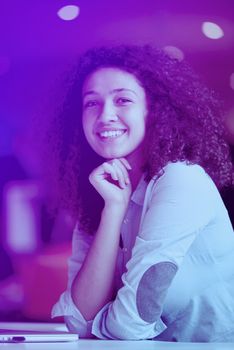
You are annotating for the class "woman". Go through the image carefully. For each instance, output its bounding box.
[50,45,234,341]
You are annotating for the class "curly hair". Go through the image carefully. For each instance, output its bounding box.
[44,44,234,234]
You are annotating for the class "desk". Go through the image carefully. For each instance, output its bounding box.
[1,339,234,350]
[0,323,234,350]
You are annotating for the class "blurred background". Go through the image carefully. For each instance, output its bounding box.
[0,0,234,323]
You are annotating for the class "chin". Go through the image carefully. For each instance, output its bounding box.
[103,154,125,160]
[99,151,127,160]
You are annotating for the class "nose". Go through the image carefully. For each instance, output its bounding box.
[98,101,118,122]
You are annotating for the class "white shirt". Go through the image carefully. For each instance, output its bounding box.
[52,162,234,341]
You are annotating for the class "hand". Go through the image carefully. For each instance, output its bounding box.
[89,158,132,208]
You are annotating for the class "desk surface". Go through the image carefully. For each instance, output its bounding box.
[0,322,234,350]
[1,339,234,350]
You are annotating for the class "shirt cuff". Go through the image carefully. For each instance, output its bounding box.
[51,291,94,338]
[91,302,167,340]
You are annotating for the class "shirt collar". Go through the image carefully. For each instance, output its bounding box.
[131,174,148,206]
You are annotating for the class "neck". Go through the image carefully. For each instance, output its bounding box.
[126,150,144,192]
[130,166,143,192]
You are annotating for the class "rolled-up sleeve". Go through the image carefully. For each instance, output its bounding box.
[51,225,94,338]
[91,163,216,339]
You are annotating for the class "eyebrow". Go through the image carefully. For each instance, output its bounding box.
[82,88,137,98]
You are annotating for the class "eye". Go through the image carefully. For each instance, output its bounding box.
[116,97,132,105]
[83,100,99,109]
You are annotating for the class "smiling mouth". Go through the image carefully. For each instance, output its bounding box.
[97,130,127,139]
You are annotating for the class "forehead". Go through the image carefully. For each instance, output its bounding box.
[82,67,145,94]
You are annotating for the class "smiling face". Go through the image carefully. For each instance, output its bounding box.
[82,67,148,164]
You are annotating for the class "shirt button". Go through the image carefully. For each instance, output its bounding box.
[123,218,129,224]
[123,248,128,253]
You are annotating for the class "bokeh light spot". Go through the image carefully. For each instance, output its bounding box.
[57,5,80,21]
[202,22,224,39]
[230,73,234,91]
[163,46,184,61]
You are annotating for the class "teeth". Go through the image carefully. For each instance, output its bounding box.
[99,130,125,138]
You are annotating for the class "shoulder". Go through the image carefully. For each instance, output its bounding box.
[156,161,209,182]
[144,161,219,210]
[151,161,216,192]
[139,162,220,240]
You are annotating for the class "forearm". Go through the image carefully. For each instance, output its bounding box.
[71,204,125,321]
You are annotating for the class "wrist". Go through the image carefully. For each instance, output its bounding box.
[95,205,126,238]
[102,202,128,220]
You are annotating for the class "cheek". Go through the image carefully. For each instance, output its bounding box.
[139,111,148,130]
[82,117,92,141]
[81,116,86,133]
[138,116,147,140]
